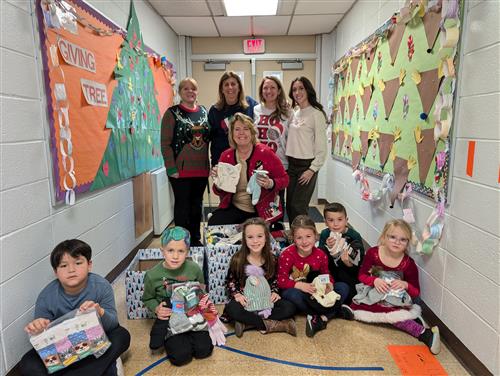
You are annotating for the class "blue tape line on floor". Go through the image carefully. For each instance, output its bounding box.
[135,331,383,374]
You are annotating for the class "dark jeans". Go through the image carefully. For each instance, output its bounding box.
[224,298,296,330]
[19,326,131,376]
[282,282,350,319]
[286,157,317,225]
[169,176,207,244]
[207,203,255,225]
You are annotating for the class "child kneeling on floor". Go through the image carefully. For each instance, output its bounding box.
[341,219,441,354]
[278,215,351,337]
[142,227,224,366]
[20,239,131,376]
[225,217,297,337]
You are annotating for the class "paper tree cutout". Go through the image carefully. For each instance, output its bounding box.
[352,150,361,170]
[91,2,163,191]
[338,130,346,154]
[391,157,410,206]
[331,130,338,153]
[345,135,352,156]
[365,46,377,73]
[382,78,400,119]
[417,68,442,115]
[348,95,357,120]
[388,23,406,65]
[378,133,395,169]
[416,128,437,183]
[422,10,441,52]
[339,96,346,123]
[362,84,373,118]
[350,57,360,83]
[360,130,369,159]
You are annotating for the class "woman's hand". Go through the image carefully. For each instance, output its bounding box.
[374,278,391,294]
[24,318,51,335]
[234,293,248,307]
[256,174,274,189]
[298,169,314,185]
[155,302,172,320]
[271,292,281,303]
[390,280,408,291]
[295,281,316,294]
[210,166,218,178]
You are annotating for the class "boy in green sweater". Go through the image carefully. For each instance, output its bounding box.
[142,226,213,366]
[318,203,365,303]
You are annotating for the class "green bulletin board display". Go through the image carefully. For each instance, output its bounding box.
[331,0,462,200]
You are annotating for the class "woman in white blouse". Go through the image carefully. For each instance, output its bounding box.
[285,77,328,224]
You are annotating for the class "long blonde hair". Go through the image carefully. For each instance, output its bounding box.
[215,71,248,110]
[378,219,412,250]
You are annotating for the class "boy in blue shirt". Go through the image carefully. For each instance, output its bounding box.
[318,203,365,303]
[20,239,130,376]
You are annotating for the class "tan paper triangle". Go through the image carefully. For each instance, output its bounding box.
[348,95,357,120]
[416,128,437,183]
[417,68,442,115]
[338,130,345,154]
[339,96,346,124]
[360,130,369,158]
[391,157,410,206]
[345,135,353,156]
[366,46,377,73]
[331,131,338,153]
[388,23,406,65]
[352,150,361,170]
[350,57,360,82]
[362,85,373,118]
[382,78,400,119]
[378,133,395,169]
[422,11,441,52]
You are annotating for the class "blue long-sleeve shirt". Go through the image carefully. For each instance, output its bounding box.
[34,272,118,332]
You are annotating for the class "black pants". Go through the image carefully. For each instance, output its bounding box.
[169,177,207,244]
[207,203,255,226]
[19,326,131,376]
[164,330,213,366]
[286,157,317,225]
[224,299,296,330]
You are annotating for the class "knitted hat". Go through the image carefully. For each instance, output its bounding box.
[311,276,340,307]
[161,226,190,248]
[243,265,273,313]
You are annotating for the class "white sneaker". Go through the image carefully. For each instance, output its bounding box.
[116,357,125,376]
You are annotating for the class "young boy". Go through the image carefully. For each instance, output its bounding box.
[142,226,214,366]
[20,239,131,376]
[318,203,365,303]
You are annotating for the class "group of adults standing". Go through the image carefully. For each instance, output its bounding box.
[160,71,328,244]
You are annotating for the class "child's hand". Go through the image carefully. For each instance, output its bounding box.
[374,278,391,294]
[326,236,337,250]
[390,280,408,291]
[155,302,172,320]
[271,292,281,303]
[295,281,316,294]
[79,301,105,316]
[24,318,50,335]
[340,250,354,267]
[234,293,248,307]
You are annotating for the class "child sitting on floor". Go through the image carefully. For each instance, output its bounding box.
[318,202,365,303]
[142,226,224,366]
[225,217,297,337]
[20,239,130,376]
[341,219,441,354]
[277,215,350,337]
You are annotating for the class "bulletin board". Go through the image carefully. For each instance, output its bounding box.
[330,0,462,201]
[35,0,175,204]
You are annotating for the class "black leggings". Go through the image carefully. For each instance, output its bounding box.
[164,330,213,366]
[207,203,255,225]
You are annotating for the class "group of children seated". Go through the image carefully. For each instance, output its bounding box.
[19,202,441,375]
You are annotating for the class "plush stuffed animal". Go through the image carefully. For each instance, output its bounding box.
[291,264,310,282]
[311,276,340,307]
[243,264,273,318]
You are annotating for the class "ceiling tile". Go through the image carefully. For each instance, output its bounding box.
[214,16,252,36]
[253,16,291,36]
[288,14,343,35]
[207,0,226,16]
[295,0,354,15]
[163,17,219,36]
[277,0,297,16]
[149,0,211,16]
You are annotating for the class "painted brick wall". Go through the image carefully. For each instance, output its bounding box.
[0,0,178,372]
[319,0,499,373]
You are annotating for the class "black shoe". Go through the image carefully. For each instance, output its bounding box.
[305,315,327,338]
[418,326,441,354]
[341,304,355,320]
[234,321,245,338]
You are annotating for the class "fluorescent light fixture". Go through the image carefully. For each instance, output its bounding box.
[224,0,278,16]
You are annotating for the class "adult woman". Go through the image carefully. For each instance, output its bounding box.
[285,77,328,225]
[209,71,257,167]
[208,113,288,226]
[161,77,209,246]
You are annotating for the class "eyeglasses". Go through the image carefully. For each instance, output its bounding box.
[386,234,409,244]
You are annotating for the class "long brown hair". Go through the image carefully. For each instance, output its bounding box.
[258,76,291,121]
[215,71,249,110]
[288,76,327,120]
[229,217,275,286]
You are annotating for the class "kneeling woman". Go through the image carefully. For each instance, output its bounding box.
[225,217,296,337]
[208,113,288,226]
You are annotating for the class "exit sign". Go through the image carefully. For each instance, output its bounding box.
[243,39,265,54]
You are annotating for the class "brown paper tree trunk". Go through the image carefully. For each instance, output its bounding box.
[331,131,338,154]
[338,130,346,154]
[339,96,346,124]
[388,23,406,65]
[382,78,400,120]
[360,130,369,158]
[352,150,361,170]
[417,68,442,115]
[378,133,395,169]
[391,157,410,206]
[416,128,437,184]
[348,95,357,121]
